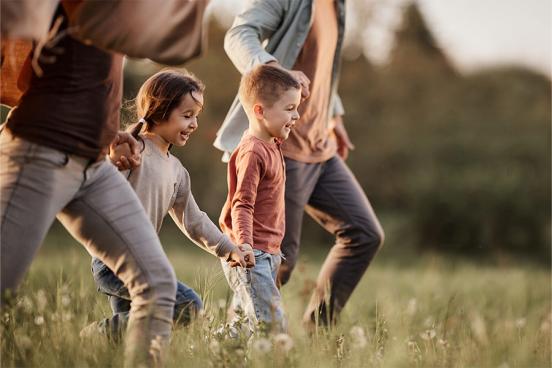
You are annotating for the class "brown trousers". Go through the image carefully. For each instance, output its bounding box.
[278,156,384,325]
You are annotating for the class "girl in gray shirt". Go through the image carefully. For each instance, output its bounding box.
[82,70,254,341]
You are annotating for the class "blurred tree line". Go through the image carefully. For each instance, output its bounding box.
[122,3,549,263]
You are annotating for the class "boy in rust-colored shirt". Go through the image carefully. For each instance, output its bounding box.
[219,64,301,335]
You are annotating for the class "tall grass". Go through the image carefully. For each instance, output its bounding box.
[1,234,550,368]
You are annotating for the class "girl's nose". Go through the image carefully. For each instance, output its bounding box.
[189,118,198,130]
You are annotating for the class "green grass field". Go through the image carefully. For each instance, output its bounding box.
[1,228,550,368]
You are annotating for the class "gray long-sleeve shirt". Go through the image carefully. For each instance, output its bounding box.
[124,136,235,258]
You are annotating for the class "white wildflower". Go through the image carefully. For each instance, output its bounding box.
[273,333,294,353]
[61,295,71,307]
[419,329,436,341]
[406,298,417,316]
[515,318,526,329]
[349,326,368,349]
[34,315,45,325]
[209,340,221,354]
[35,290,48,311]
[252,337,272,354]
[540,313,551,333]
[375,347,384,361]
[469,312,488,346]
[18,296,33,313]
[423,316,434,328]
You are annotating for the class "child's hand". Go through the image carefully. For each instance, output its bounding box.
[109,132,141,170]
[226,243,255,268]
[110,141,131,169]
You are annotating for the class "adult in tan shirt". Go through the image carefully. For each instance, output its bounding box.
[218,0,385,328]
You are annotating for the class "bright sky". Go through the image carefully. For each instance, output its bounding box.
[418,0,551,76]
[209,0,551,76]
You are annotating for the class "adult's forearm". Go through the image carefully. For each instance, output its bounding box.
[224,25,277,74]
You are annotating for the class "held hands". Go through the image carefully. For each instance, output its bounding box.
[109,131,142,170]
[226,243,255,268]
[332,115,355,160]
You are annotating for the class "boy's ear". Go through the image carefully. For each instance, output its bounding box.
[253,103,264,120]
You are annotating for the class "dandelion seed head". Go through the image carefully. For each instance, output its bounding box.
[18,296,33,313]
[515,318,526,329]
[209,340,221,354]
[423,316,434,328]
[273,333,294,353]
[469,312,488,346]
[419,329,436,341]
[349,326,368,349]
[61,295,71,307]
[253,337,272,353]
[540,319,550,333]
[36,290,48,311]
[34,315,45,325]
[406,298,417,316]
[375,347,384,360]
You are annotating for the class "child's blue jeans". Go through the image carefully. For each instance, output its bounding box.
[91,257,202,340]
[221,249,286,336]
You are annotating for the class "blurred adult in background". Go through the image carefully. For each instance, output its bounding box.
[0,0,208,366]
[214,0,385,329]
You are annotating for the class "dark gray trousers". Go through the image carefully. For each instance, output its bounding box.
[278,155,384,325]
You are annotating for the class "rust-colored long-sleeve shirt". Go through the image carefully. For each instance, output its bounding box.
[219,133,286,254]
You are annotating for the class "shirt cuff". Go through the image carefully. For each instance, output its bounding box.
[215,234,238,258]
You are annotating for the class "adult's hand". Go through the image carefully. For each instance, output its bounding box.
[110,131,141,170]
[267,61,310,99]
[332,115,355,160]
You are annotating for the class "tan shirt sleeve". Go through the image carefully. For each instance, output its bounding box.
[169,165,235,258]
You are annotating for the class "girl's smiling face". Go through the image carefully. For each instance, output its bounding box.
[152,90,204,147]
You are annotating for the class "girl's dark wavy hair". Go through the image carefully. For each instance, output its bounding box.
[127,69,205,148]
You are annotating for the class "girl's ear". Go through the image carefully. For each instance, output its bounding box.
[253,103,264,120]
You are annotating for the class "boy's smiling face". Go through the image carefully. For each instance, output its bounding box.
[255,87,301,141]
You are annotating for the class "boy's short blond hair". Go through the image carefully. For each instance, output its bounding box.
[239,64,300,109]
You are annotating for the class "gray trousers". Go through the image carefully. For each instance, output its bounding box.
[278,156,384,325]
[0,129,176,367]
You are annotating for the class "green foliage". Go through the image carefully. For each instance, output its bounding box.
[121,17,548,261]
